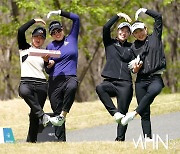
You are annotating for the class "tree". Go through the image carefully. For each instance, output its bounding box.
[0,0,179,101]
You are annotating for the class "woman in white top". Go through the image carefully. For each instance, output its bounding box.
[17,18,50,143]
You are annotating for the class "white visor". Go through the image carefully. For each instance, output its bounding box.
[131,22,145,33]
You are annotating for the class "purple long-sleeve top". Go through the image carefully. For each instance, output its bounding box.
[46,11,80,77]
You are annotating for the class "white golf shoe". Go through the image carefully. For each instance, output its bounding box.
[42,114,50,127]
[50,115,65,126]
[121,111,136,126]
[114,112,125,124]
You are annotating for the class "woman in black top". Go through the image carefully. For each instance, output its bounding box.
[96,12,134,141]
[17,18,50,143]
[121,8,166,140]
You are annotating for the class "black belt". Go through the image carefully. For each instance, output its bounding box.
[21,77,46,82]
[137,74,161,79]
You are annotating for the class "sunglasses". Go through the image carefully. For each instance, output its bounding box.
[51,29,63,35]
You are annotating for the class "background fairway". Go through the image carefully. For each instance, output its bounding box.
[0,93,180,153]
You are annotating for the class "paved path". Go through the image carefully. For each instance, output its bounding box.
[66,112,180,142]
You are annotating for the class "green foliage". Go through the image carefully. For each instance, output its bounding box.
[0,22,20,36]
[0,0,179,100]
[15,0,51,18]
[163,0,176,5]
[16,1,37,10]
[0,5,9,13]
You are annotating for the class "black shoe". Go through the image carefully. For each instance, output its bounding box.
[115,137,125,142]
[26,136,37,143]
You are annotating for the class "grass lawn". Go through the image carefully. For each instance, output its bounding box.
[0,93,179,153]
[0,140,179,154]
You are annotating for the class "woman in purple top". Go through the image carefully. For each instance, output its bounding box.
[45,10,80,141]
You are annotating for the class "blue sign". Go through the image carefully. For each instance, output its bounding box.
[0,128,15,143]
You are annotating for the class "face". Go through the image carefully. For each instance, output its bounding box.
[51,28,64,41]
[32,35,45,48]
[133,28,148,41]
[117,27,130,42]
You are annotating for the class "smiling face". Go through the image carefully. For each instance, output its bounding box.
[132,28,148,41]
[117,26,131,42]
[31,35,45,48]
[51,28,65,41]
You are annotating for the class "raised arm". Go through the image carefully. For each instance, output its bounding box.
[64,11,80,39]
[17,19,46,50]
[103,15,119,45]
[17,19,35,50]
[103,13,131,46]
[146,9,163,40]
[47,10,80,39]
[135,8,163,39]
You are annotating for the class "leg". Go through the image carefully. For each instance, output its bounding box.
[26,111,39,143]
[135,76,164,114]
[120,79,146,126]
[116,81,133,141]
[96,81,118,116]
[121,76,164,127]
[48,76,77,141]
[48,85,66,141]
[62,76,78,113]
[49,77,78,126]
[26,83,48,142]
[18,82,44,118]
[135,76,164,138]
[116,81,133,115]
[35,83,48,132]
[35,83,48,109]
[48,83,64,116]
[139,106,152,138]
[54,123,66,141]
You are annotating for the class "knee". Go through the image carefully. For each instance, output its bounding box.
[19,86,31,98]
[149,85,163,97]
[67,82,78,93]
[152,89,162,97]
[96,84,103,94]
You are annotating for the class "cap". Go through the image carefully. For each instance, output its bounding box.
[32,26,46,39]
[131,22,145,33]
[49,21,63,35]
[118,22,131,32]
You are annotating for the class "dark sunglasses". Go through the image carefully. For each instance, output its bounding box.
[51,29,63,35]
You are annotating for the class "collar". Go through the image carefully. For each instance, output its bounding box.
[30,43,42,49]
[115,38,128,46]
[53,36,65,43]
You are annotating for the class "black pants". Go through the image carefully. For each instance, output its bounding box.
[96,79,133,141]
[135,75,164,138]
[18,81,47,142]
[48,76,78,141]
